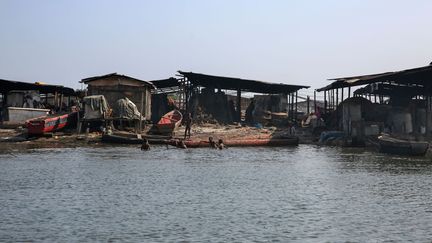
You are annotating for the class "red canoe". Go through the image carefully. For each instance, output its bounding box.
[26,112,77,135]
[156,110,183,134]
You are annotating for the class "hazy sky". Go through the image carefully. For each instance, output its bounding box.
[1,0,431,96]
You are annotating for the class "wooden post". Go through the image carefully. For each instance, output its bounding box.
[314,90,317,113]
[287,93,291,118]
[329,90,333,110]
[139,91,144,133]
[332,89,335,110]
[54,92,58,109]
[59,93,64,111]
[341,88,344,103]
[427,96,430,138]
[329,90,332,110]
[236,88,241,122]
[324,90,327,113]
[291,92,295,120]
[295,91,298,121]
[3,92,7,106]
[306,95,310,115]
[348,86,351,98]
[336,88,339,107]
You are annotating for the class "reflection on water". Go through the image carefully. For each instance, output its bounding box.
[1,145,432,242]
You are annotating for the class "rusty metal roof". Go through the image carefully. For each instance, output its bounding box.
[178,71,309,94]
[150,77,179,89]
[317,64,432,92]
[81,73,156,89]
[0,79,75,95]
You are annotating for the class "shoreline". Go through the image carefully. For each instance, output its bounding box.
[0,124,313,152]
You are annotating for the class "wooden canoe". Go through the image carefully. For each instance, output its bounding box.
[377,135,429,156]
[101,134,169,144]
[168,137,299,148]
[26,112,77,135]
[156,110,183,135]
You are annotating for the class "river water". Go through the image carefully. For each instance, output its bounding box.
[1,145,432,242]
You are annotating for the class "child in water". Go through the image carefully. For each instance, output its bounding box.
[141,138,150,151]
[208,137,218,149]
[217,139,225,150]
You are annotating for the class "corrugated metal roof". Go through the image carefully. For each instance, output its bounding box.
[0,79,75,95]
[178,71,309,94]
[81,73,156,89]
[150,77,179,89]
[317,64,432,92]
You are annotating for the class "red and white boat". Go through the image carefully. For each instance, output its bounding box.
[156,110,183,135]
[26,112,77,135]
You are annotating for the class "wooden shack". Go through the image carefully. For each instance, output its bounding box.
[0,79,76,126]
[317,63,432,140]
[81,73,155,120]
[177,71,310,124]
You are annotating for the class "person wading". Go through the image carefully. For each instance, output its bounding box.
[141,138,150,151]
[217,139,226,150]
[208,137,218,149]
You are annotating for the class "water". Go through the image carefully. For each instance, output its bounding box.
[1,145,432,242]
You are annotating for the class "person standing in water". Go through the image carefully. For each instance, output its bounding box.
[208,137,218,149]
[217,139,225,150]
[141,138,150,151]
[184,112,192,139]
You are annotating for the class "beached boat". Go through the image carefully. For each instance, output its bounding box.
[377,135,429,156]
[26,112,77,135]
[101,133,170,144]
[168,137,299,148]
[156,110,182,135]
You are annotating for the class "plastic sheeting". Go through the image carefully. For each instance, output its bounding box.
[83,95,109,119]
[113,97,143,120]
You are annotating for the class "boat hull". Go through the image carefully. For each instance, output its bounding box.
[156,110,182,135]
[378,136,429,156]
[101,134,168,144]
[169,137,299,148]
[26,112,76,135]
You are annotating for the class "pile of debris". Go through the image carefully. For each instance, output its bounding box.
[193,106,220,125]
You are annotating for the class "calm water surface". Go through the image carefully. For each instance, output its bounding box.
[1,145,432,242]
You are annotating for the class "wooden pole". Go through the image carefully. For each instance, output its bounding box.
[314,90,317,113]
[139,91,144,133]
[324,90,327,113]
[236,88,241,122]
[427,96,430,138]
[330,90,333,110]
[341,88,344,103]
[54,92,58,110]
[291,93,294,119]
[287,93,290,118]
[295,91,298,121]
[336,88,339,107]
[306,95,310,115]
[348,86,351,98]
[59,93,64,111]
